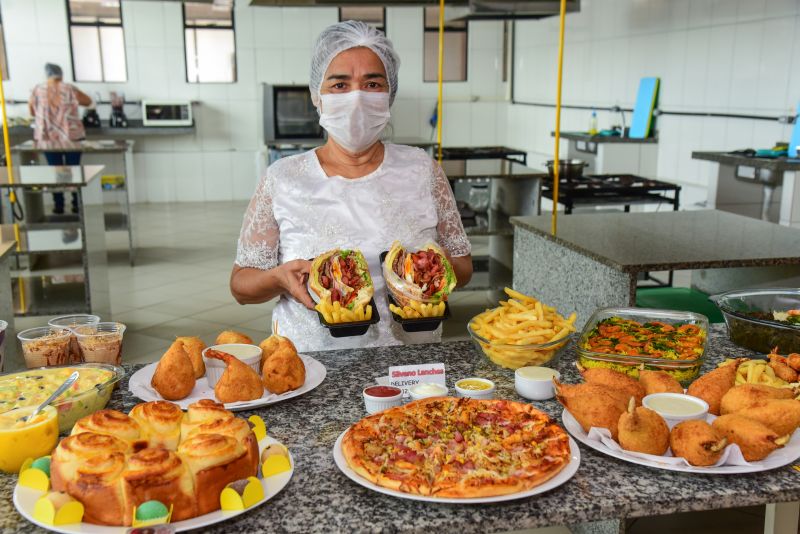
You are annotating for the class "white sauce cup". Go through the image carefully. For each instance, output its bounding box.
[642,393,708,429]
[515,366,560,401]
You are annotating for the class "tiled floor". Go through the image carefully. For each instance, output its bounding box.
[17,201,493,364]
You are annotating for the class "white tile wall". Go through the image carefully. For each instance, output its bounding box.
[2,0,506,202]
[508,0,800,202]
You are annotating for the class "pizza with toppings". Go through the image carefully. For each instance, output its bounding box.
[341,397,571,498]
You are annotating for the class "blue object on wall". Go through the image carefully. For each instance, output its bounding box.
[629,77,660,139]
[789,102,800,158]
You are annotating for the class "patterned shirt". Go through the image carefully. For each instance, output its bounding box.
[31,82,86,142]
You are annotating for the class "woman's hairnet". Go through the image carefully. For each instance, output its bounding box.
[45,63,63,79]
[309,20,400,106]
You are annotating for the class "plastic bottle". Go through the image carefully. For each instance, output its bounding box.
[589,109,598,136]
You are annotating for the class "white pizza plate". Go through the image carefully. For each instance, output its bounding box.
[128,354,326,411]
[332,429,580,504]
[14,435,294,533]
[562,409,800,474]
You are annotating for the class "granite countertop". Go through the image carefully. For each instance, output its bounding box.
[12,140,132,153]
[692,151,800,172]
[0,165,104,188]
[511,210,800,273]
[3,326,800,533]
[442,159,546,180]
[553,131,658,144]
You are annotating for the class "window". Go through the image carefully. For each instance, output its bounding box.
[0,5,8,80]
[423,7,467,82]
[339,7,385,34]
[183,2,236,83]
[66,0,127,82]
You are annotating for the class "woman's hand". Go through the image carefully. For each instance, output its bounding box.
[230,260,315,309]
[276,259,315,309]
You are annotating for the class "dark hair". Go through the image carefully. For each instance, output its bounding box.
[45,63,63,79]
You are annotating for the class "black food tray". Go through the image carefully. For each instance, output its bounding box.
[316,298,380,338]
[387,294,450,333]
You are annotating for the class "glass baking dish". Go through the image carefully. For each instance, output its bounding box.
[576,307,709,385]
[709,288,800,354]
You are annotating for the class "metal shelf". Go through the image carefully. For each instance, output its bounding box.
[12,274,88,317]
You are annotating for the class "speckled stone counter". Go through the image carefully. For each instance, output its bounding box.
[512,210,800,328]
[2,327,800,533]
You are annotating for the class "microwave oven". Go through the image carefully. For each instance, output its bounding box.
[142,101,193,127]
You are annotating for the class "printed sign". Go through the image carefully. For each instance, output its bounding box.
[388,363,446,395]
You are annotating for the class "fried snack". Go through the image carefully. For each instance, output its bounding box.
[316,298,373,324]
[719,383,795,415]
[686,362,740,415]
[736,399,800,436]
[261,335,305,395]
[215,330,253,345]
[712,413,790,461]
[555,380,628,440]
[787,353,800,372]
[669,420,727,466]
[638,368,683,396]
[730,358,788,387]
[768,354,798,383]
[618,398,669,455]
[578,365,645,405]
[471,288,577,370]
[175,336,206,378]
[150,342,195,401]
[259,332,297,370]
[390,300,446,319]
[204,349,263,403]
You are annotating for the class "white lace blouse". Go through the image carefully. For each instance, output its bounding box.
[235,143,471,352]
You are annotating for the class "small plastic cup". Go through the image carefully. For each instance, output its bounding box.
[17,327,71,368]
[455,378,496,399]
[363,385,403,414]
[0,320,7,372]
[73,322,126,365]
[48,314,100,364]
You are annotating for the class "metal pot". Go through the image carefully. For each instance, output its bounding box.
[546,159,587,181]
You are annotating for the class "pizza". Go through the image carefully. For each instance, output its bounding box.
[341,397,571,498]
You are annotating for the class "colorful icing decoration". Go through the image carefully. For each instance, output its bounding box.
[33,491,84,525]
[247,415,267,442]
[18,457,50,492]
[219,476,264,511]
[131,500,172,527]
[261,444,291,478]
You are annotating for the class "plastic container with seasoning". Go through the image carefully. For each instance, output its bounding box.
[709,288,800,354]
[576,307,708,385]
[0,363,123,432]
[48,314,101,364]
[362,385,403,414]
[72,322,126,365]
[17,327,71,368]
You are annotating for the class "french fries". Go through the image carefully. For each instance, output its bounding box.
[389,301,446,319]
[470,288,577,369]
[315,298,373,324]
[720,358,790,387]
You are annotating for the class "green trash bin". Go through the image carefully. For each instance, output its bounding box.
[635,287,724,323]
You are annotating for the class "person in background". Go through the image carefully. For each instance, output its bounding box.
[28,63,92,214]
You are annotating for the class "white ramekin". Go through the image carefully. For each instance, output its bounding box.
[362,386,403,414]
[408,383,448,401]
[454,378,496,399]
[642,393,708,429]
[515,366,561,401]
[202,343,263,388]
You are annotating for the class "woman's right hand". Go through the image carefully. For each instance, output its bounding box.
[277,259,316,309]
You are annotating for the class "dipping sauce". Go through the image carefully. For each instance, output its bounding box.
[409,383,447,399]
[364,386,402,398]
[516,366,559,380]
[455,379,491,391]
[645,395,704,416]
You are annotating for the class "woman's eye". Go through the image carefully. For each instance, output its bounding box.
[366,82,381,89]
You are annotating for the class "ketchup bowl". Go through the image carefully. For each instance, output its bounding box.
[362,385,403,414]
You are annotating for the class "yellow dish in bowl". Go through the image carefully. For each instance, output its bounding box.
[0,405,58,473]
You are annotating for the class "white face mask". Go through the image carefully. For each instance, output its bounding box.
[318,91,391,154]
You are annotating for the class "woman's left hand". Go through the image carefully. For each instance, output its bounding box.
[277,259,316,309]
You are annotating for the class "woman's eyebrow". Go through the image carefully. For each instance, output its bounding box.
[364,73,386,79]
[326,73,351,81]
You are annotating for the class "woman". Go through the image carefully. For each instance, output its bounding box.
[231,21,472,351]
[28,63,92,214]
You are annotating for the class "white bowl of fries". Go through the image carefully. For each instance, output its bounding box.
[468,288,577,370]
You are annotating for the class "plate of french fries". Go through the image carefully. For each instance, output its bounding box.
[469,288,577,369]
[315,298,379,338]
